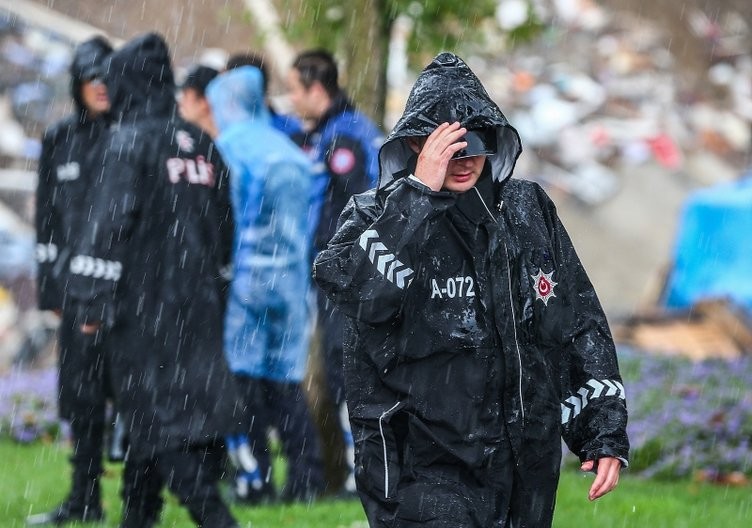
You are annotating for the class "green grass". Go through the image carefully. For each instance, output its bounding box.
[1,440,750,527]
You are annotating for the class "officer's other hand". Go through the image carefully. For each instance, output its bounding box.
[412,122,467,191]
[581,457,621,501]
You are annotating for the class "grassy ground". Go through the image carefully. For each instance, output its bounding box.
[1,440,750,527]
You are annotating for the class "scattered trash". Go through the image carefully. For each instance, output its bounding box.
[474,3,752,205]
[614,299,752,361]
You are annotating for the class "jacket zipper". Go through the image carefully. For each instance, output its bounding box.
[502,238,525,424]
[379,401,402,499]
[473,189,525,423]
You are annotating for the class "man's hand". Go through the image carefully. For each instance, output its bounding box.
[413,122,467,191]
[581,457,621,501]
[80,322,102,335]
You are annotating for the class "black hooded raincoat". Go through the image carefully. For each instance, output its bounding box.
[313,53,629,527]
[67,33,239,459]
[35,37,113,421]
[36,36,112,312]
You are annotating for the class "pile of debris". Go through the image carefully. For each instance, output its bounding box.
[614,299,752,361]
[0,11,74,163]
[474,0,751,205]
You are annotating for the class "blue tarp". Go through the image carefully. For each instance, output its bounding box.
[663,176,752,313]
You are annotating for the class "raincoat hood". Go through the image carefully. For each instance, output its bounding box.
[70,36,112,114]
[104,32,175,122]
[379,52,522,189]
[206,66,270,134]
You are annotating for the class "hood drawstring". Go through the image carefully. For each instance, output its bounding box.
[473,186,497,224]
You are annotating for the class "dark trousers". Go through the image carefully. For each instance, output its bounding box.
[316,292,346,406]
[57,311,110,507]
[366,429,558,527]
[121,445,237,528]
[316,291,356,490]
[235,375,325,499]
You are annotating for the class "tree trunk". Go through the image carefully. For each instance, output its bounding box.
[339,0,391,127]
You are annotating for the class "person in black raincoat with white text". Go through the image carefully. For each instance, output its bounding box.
[29,36,113,526]
[66,33,240,528]
[313,53,629,527]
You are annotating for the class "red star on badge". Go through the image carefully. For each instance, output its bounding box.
[531,268,557,306]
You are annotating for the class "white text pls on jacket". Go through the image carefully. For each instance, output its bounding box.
[166,156,215,187]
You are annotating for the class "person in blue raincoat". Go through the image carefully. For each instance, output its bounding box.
[225,52,304,138]
[206,66,325,503]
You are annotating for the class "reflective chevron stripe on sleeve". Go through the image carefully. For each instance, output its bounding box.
[359,229,414,289]
[69,255,122,281]
[561,379,625,424]
[36,243,58,263]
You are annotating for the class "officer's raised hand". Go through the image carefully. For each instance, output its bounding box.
[408,122,467,191]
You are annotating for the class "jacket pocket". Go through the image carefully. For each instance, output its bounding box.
[353,400,405,501]
[378,401,403,499]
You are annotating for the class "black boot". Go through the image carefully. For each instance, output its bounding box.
[27,442,105,526]
[26,473,104,525]
[119,458,163,528]
[25,501,104,526]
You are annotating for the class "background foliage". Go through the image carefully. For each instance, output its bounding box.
[277,0,497,123]
[620,348,752,482]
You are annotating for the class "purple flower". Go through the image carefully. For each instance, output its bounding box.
[0,367,60,443]
[620,346,752,480]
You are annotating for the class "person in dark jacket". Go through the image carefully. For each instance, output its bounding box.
[177,64,220,138]
[313,52,629,527]
[287,49,383,494]
[66,33,240,528]
[28,35,113,526]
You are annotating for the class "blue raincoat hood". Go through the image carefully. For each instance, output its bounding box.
[379,52,522,189]
[206,66,270,133]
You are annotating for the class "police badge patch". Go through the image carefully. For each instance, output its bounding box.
[329,147,356,175]
[531,268,557,306]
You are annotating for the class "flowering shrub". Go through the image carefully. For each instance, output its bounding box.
[620,347,752,483]
[0,368,60,443]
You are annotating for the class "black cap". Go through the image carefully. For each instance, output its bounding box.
[180,65,219,96]
[452,128,497,159]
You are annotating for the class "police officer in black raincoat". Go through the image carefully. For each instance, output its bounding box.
[313,53,629,527]
[29,36,113,526]
[66,33,240,528]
